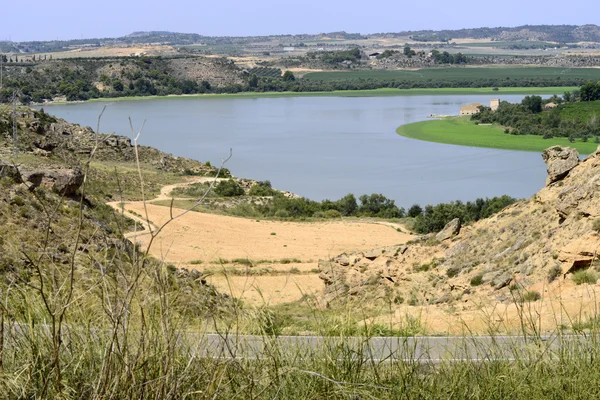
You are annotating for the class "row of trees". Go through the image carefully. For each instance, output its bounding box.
[410,196,517,234]
[1,53,596,104]
[431,50,469,64]
[212,180,518,227]
[306,48,362,65]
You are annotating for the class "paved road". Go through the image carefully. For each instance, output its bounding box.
[197,334,594,362]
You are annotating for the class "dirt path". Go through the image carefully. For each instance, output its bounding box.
[106,176,227,236]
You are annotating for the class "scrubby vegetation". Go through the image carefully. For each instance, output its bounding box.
[472,84,600,142]
[411,195,517,234]
[2,54,599,104]
[572,269,598,285]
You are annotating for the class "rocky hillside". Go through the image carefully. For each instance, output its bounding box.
[0,107,230,314]
[0,56,245,103]
[318,145,600,330]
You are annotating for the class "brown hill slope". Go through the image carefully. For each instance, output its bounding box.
[318,146,600,334]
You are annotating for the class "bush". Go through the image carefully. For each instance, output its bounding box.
[274,209,290,218]
[592,219,600,233]
[248,180,278,197]
[521,290,541,302]
[547,264,563,283]
[572,270,598,285]
[215,179,244,197]
[470,274,484,286]
[446,267,460,278]
[323,209,342,219]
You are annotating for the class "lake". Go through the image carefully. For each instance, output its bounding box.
[45,94,549,208]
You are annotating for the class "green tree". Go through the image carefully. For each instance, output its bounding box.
[215,179,244,197]
[407,204,423,218]
[248,74,259,88]
[580,81,600,101]
[282,71,295,82]
[336,194,358,216]
[521,95,543,113]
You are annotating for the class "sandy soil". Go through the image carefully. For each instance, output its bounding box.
[122,202,409,265]
[382,278,600,335]
[109,179,412,305]
[208,274,325,304]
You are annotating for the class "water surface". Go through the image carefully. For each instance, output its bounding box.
[46,95,548,208]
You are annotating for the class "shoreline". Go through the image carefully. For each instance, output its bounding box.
[396,116,599,154]
[40,86,577,105]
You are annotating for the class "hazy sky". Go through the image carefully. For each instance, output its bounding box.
[1,0,596,41]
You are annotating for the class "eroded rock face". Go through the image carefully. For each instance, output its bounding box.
[22,167,84,196]
[542,146,579,185]
[436,218,461,241]
[315,149,600,312]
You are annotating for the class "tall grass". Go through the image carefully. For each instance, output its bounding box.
[2,113,600,398]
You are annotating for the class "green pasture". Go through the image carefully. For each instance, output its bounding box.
[304,67,600,82]
[396,117,599,154]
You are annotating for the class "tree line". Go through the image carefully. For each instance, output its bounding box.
[213,180,517,231]
[472,82,600,141]
[1,53,596,104]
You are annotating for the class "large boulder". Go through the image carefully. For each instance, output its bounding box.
[22,167,84,196]
[436,218,461,241]
[542,146,579,185]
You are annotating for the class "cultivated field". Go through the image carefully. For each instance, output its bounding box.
[304,67,600,82]
[118,201,411,305]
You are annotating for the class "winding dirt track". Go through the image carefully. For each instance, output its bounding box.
[107,178,413,305]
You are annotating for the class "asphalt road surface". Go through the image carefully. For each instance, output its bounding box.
[197,334,593,362]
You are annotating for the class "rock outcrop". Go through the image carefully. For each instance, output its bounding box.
[435,218,461,241]
[317,146,600,310]
[542,146,579,185]
[21,167,84,196]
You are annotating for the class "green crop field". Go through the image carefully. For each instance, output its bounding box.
[459,41,558,48]
[304,67,600,82]
[396,117,599,154]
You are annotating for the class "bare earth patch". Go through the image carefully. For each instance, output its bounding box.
[120,202,411,305]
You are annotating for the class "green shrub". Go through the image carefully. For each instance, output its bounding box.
[12,196,25,206]
[547,264,562,283]
[273,209,289,218]
[324,209,342,218]
[248,180,278,196]
[214,179,244,197]
[232,258,253,266]
[521,290,541,302]
[446,267,460,278]
[572,270,598,285]
[470,274,484,286]
[592,219,600,233]
[280,258,301,264]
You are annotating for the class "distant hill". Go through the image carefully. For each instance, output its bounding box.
[387,24,600,43]
[2,25,599,54]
